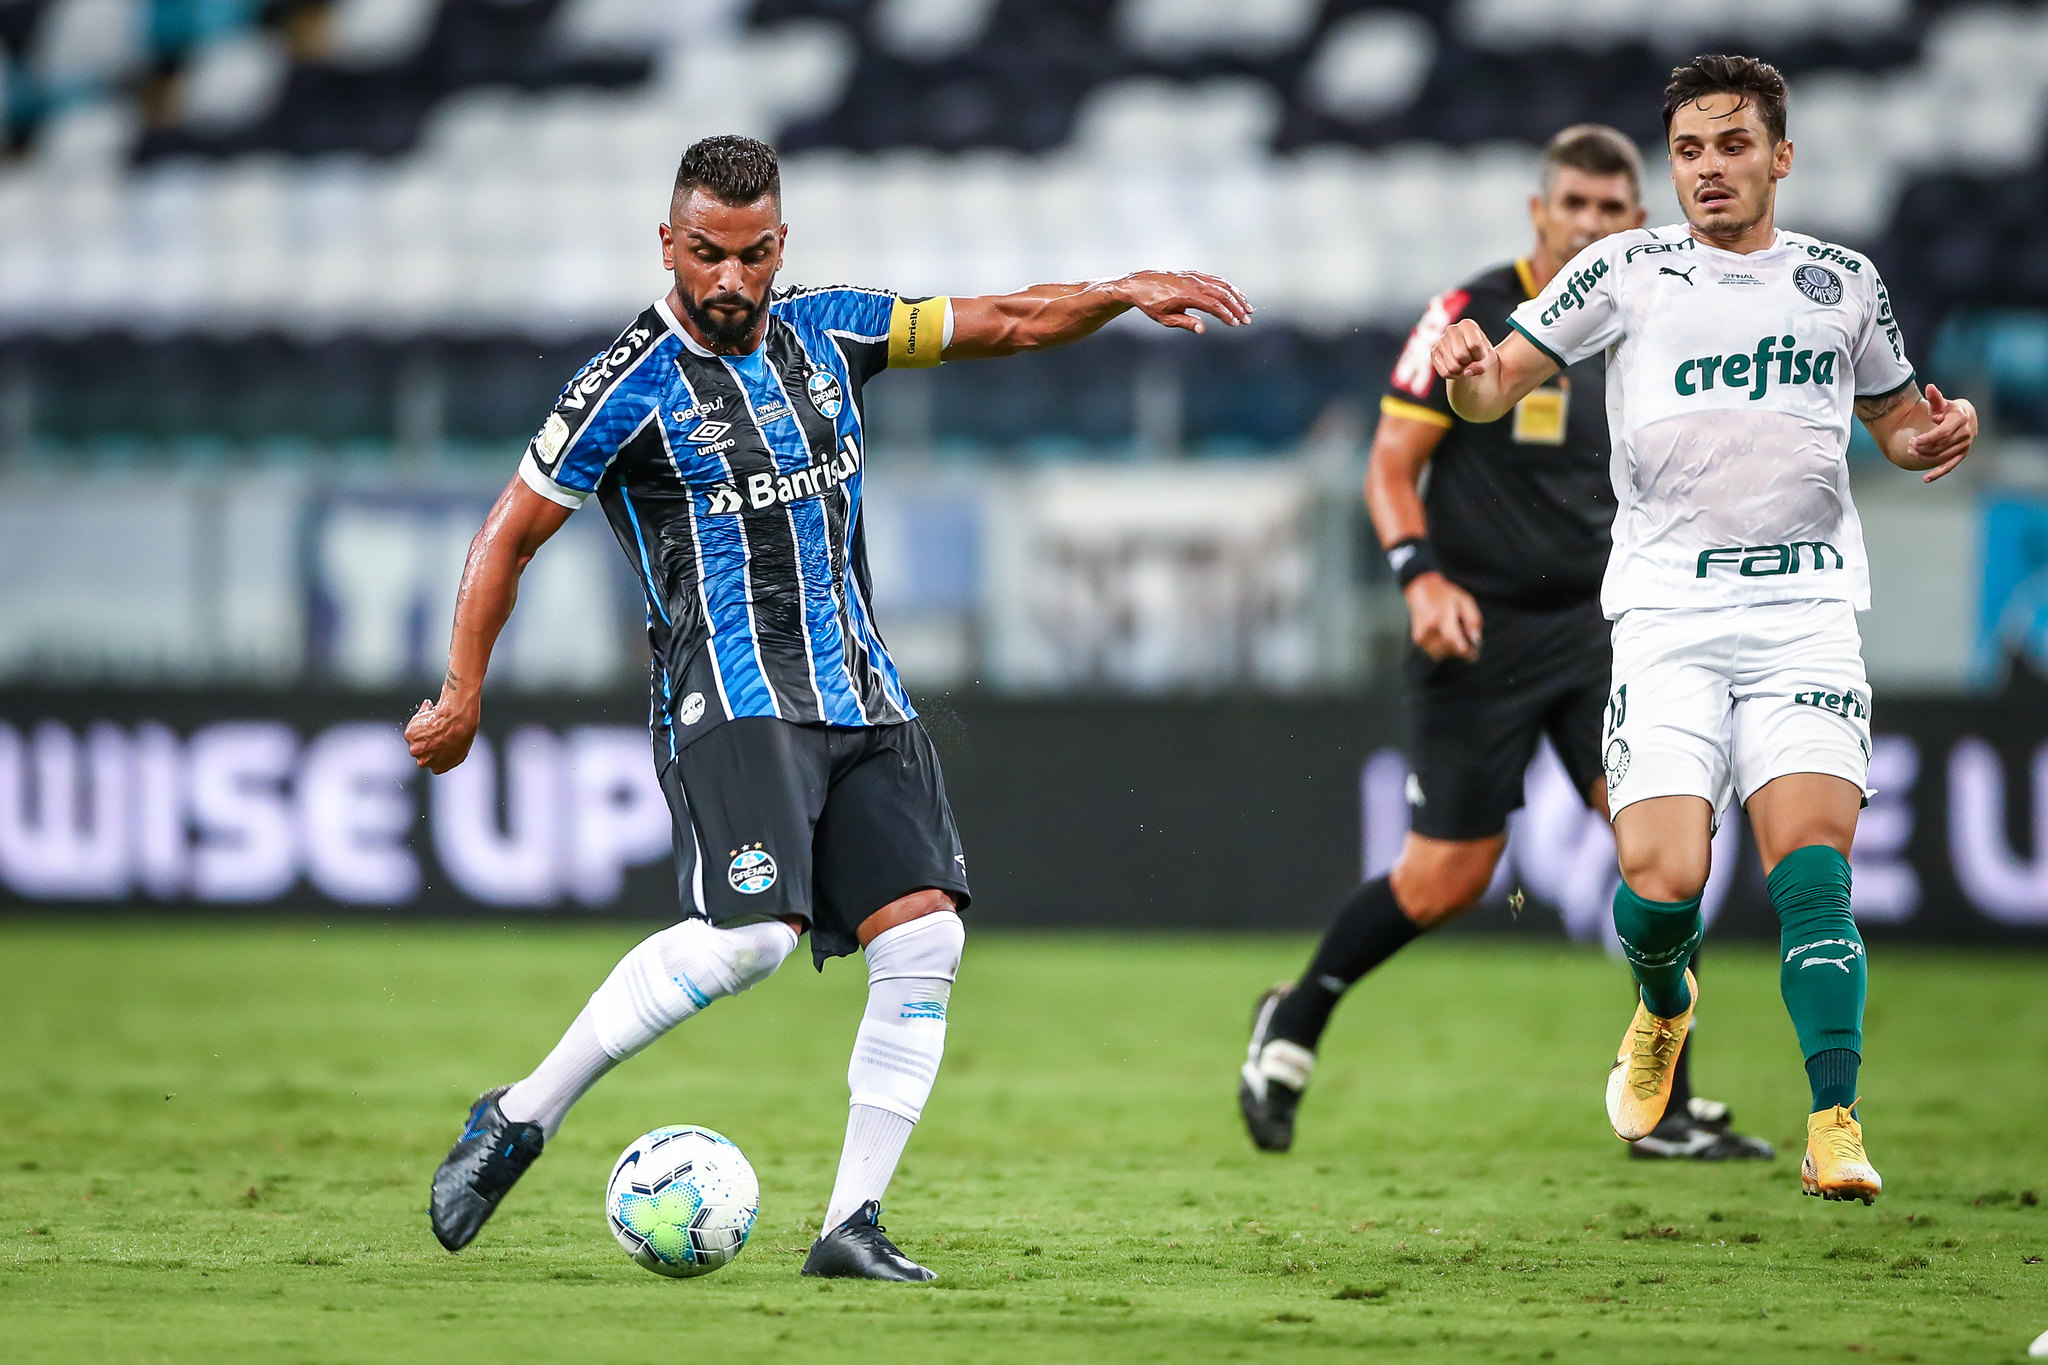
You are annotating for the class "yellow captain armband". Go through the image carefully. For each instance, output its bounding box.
[888,296,952,368]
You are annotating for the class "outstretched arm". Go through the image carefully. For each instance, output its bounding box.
[1858,381,1977,483]
[943,271,1251,360]
[404,478,573,773]
[1431,320,1558,424]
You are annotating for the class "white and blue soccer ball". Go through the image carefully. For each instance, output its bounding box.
[605,1125,759,1278]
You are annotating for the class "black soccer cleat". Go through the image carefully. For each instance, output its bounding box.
[1238,984,1314,1153]
[429,1086,545,1251]
[1628,1096,1776,1161]
[800,1201,936,1282]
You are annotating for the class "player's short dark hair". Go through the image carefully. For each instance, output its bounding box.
[1662,54,1789,145]
[672,135,781,210]
[1539,124,1643,201]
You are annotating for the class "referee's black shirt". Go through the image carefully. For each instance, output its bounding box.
[1381,259,1616,609]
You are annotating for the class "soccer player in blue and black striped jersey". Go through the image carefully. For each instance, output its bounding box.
[412,135,1250,1280]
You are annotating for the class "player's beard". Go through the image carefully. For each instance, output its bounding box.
[1690,178,1767,242]
[682,288,763,351]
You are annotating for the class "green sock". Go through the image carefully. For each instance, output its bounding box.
[1804,1048,1860,1112]
[1769,845,1865,1111]
[1612,880,1702,1018]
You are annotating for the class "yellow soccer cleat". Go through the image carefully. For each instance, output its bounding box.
[1605,969,1696,1141]
[1802,1103,1882,1204]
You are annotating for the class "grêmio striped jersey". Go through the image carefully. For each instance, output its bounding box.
[518,286,953,759]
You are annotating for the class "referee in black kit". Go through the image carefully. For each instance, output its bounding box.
[1237,125,1772,1161]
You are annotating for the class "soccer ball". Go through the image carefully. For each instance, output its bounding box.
[604,1125,760,1278]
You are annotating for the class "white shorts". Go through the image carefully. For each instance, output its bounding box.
[1601,599,1873,824]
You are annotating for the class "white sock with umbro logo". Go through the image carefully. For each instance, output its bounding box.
[821,911,964,1234]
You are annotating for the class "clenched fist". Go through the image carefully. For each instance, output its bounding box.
[1432,317,1497,381]
[405,695,479,774]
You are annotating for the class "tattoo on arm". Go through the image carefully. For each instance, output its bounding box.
[1854,386,1915,423]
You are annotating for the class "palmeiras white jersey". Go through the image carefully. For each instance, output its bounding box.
[1506,226,1915,618]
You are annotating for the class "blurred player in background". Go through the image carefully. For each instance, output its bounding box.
[1432,57,1977,1202]
[1240,125,1771,1162]
[410,135,1251,1278]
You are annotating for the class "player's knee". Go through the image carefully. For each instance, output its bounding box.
[863,907,964,986]
[857,887,960,947]
[1391,852,1497,927]
[1757,823,1855,874]
[1615,849,1707,904]
[720,918,802,991]
[657,917,799,997]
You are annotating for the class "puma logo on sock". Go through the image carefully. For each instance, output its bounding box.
[1785,941,1867,970]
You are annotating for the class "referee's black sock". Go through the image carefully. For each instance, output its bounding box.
[1268,876,1420,1053]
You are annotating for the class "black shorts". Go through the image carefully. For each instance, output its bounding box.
[1402,596,1610,841]
[658,717,970,967]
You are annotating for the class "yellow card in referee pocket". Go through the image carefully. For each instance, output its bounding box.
[1513,381,1568,445]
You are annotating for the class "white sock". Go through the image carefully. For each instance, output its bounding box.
[500,918,797,1140]
[821,911,964,1233]
[498,1006,611,1140]
[822,1105,915,1232]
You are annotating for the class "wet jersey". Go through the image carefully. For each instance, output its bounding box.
[1507,226,1915,618]
[518,287,954,758]
[1384,258,1615,608]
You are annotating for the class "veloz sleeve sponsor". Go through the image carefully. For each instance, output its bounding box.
[518,321,660,509]
[1507,238,1625,368]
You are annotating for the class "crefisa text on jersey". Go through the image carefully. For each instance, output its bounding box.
[703,434,863,516]
[1537,257,1609,326]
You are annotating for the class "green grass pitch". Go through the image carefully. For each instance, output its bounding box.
[1,921,2043,1363]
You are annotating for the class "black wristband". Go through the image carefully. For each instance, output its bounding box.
[1387,538,1439,588]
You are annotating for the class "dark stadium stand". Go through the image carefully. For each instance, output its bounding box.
[764,0,1926,156]
[0,0,2043,454]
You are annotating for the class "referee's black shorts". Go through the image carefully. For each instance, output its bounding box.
[657,717,971,968]
[1402,595,1611,841]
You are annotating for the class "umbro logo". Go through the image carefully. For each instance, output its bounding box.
[687,421,732,444]
[1660,267,1696,285]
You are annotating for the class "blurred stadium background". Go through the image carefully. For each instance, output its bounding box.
[2,0,2048,945]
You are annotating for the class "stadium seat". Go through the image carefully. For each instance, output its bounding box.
[1,0,2045,453]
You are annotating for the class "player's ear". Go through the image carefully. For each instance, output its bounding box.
[1527,194,1544,232]
[1773,138,1794,181]
[659,221,676,271]
[1631,203,1647,228]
